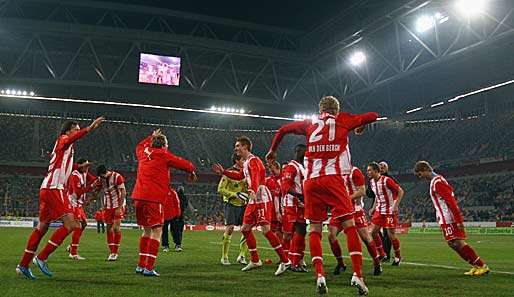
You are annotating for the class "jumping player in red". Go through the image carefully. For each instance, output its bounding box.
[414,161,490,276]
[132,129,197,277]
[212,136,290,276]
[16,117,104,279]
[66,158,98,260]
[367,162,404,266]
[96,164,126,261]
[267,96,378,295]
[281,144,308,273]
[265,161,283,246]
[329,165,382,276]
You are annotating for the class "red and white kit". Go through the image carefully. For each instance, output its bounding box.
[40,128,90,222]
[270,111,378,223]
[68,170,96,221]
[265,174,282,231]
[101,171,126,225]
[370,175,400,228]
[281,160,306,233]
[430,174,466,241]
[343,166,368,229]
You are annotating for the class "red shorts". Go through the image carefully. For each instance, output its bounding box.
[104,206,126,225]
[73,207,87,222]
[135,200,164,227]
[440,223,467,241]
[304,175,354,223]
[39,189,73,223]
[371,212,397,229]
[243,202,271,226]
[354,209,369,229]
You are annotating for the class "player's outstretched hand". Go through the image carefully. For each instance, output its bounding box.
[265,150,276,163]
[212,163,224,175]
[152,128,162,137]
[248,189,256,201]
[89,116,105,130]
[354,125,365,135]
[188,171,198,182]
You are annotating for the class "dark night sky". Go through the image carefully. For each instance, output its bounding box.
[92,0,366,30]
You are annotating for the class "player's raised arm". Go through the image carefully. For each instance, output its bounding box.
[266,120,309,162]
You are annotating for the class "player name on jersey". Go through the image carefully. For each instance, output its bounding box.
[308,144,341,153]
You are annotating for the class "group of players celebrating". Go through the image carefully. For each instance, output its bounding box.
[15,95,490,295]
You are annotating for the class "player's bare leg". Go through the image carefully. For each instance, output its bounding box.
[327,225,347,275]
[341,218,368,296]
[17,221,50,279]
[358,227,382,276]
[448,239,490,276]
[34,214,77,277]
[386,228,401,266]
[221,225,234,265]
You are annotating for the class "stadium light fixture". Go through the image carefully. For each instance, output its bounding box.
[0,90,4,94]
[455,0,488,17]
[29,91,35,96]
[416,13,449,33]
[349,51,366,67]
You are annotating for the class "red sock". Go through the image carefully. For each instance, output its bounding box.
[145,238,160,271]
[107,230,115,253]
[365,240,381,266]
[138,236,150,268]
[38,226,71,261]
[242,230,259,263]
[373,233,386,258]
[309,231,324,277]
[19,229,44,267]
[264,230,288,263]
[329,238,346,267]
[112,232,122,254]
[290,233,305,266]
[70,227,83,255]
[282,235,291,260]
[391,238,401,258]
[458,244,485,267]
[344,226,363,278]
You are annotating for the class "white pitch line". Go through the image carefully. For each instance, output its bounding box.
[208,241,514,276]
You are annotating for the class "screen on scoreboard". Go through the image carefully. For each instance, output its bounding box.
[138,53,181,86]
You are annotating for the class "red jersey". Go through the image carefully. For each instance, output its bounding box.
[100,171,125,209]
[281,160,305,208]
[430,174,464,225]
[132,134,196,204]
[41,128,89,190]
[265,174,282,214]
[343,166,365,210]
[68,170,96,208]
[270,112,378,179]
[223,154,271,205]
[370,175,400,215]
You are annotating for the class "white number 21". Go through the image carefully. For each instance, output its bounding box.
[309,118,336,143]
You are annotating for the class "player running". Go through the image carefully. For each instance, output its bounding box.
[96,165,126,261]
[367,162,404,266]
[414,161,490,276]
[133,129,197,277]
[267,96,378,295]
[16,117,104,279]
[212,136,290,276]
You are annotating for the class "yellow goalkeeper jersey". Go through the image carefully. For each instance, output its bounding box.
[217,169,248,206]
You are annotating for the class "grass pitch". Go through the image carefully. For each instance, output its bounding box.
[1,227,513,297]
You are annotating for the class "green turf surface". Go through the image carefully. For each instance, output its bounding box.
[1,227,513,296]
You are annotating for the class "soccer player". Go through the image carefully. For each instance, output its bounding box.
[212,136,290,276]
[414,161,490,276]
[16,117,104,279]
[132,129,197,277]
[67,158,98,260]
[96,164,126,261]
[267,96,378,295]
[280,144,308,273]
[218,153,249,265]
[377,161,393,262]
[333,165,382,275]
[367,162,404,266]
[265,160,283,247]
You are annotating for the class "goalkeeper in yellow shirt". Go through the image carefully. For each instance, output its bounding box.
[218,153,249,265]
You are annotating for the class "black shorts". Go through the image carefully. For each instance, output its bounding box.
[224,203,246,226]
